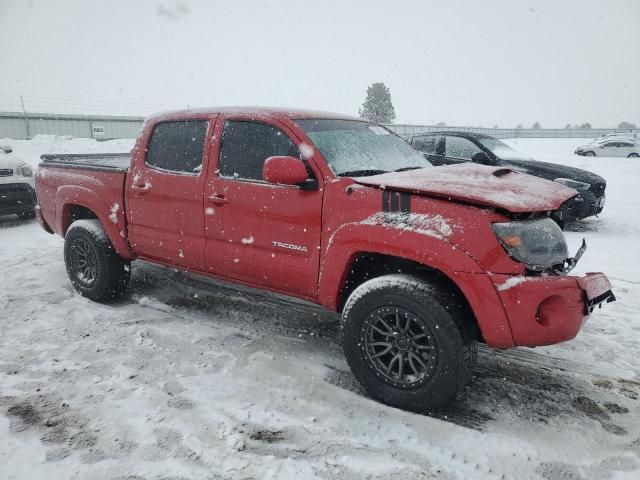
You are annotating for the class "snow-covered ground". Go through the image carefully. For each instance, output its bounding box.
[1,135,639,479]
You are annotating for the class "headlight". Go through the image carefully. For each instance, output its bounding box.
[16,164,33,177]
[554,178,590,191]
[492,218,568,271]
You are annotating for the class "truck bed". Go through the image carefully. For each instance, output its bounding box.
[36,153,130,248]
[39,153,131,172]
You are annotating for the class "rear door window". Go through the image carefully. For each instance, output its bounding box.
[218,120,300,181]
[412,135,441,154]
[445,136,483,160]
[146,120,208,174]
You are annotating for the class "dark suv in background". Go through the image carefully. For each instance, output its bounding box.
[405,132,606,226]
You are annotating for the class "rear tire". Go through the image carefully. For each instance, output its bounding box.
[341,274,477,412]
[628,153,639,158]
[64,219,130,301]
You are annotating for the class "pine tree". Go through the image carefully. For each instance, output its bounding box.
[359,83,396,123]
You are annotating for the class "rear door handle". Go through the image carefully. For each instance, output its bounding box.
[131,183,151,194]
[207,194,229,205]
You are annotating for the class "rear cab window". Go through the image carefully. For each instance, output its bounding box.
[146,120,209,174]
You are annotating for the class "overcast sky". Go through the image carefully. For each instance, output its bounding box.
[0,0,638,127]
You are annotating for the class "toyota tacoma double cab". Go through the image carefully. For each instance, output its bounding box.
[35,108,615,411]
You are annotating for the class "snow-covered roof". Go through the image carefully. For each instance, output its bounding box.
[147,107,360,122]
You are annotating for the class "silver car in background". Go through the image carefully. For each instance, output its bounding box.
[575,137,640,157]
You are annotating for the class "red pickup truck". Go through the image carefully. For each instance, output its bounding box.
[35,108,615,411]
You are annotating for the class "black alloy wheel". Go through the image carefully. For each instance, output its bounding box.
[64,219,130,301]
[362,306,438,388]
[69,236,98,288]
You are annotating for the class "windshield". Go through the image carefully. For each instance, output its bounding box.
[477,137,533,161]
[295,119,431,176]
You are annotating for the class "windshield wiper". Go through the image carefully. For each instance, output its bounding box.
[394,166,424,172]
[338,169,388,177]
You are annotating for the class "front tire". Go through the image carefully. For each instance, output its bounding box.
[628,153,639,158]
[584,151,596,157]
[64,219,130,301]
[341,274,477,412]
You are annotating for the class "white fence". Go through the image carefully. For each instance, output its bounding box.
[1,111,638,141]
[385,124,640,139]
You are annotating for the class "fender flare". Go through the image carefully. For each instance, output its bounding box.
[319,223,515,347]
[55,185,134,260]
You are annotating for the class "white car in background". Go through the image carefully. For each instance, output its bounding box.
[0,145,37,219]
[575,138,640,157]
[594,132,638,142]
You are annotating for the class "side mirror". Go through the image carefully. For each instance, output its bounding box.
[472,151,494,165]
[263,156,310,187]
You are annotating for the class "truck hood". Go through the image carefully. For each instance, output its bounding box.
[354,163,577,213]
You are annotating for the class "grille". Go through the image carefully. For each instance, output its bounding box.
[0,168,13,177]
[591,182,606,197]
[0,185,33,207]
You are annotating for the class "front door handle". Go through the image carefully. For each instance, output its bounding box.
[131,183,151,194]
[207,194,229,205]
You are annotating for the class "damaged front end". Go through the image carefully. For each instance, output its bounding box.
[554,238,587,275]
[492,218,616,318]
[557,239,616,311]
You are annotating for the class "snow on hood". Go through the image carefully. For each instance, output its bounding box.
[354,163,577,213]
[0,151,26,169]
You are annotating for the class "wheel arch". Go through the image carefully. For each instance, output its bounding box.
[318,225,515,347]
[335,252,484,342]
[55,186,134,260]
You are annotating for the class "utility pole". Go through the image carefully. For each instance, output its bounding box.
[20,95,31,139]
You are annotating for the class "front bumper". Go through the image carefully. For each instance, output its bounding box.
[0,183,37,215]
[492,272,614,347]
